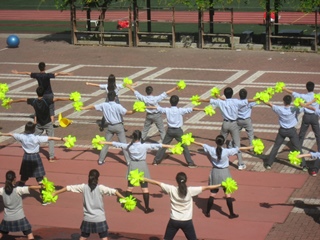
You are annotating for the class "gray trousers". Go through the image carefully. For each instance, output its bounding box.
[141,113,166,141]
[220,121,244,166]
[98,123,130,164]
[299,113,320,152]
[34,122,54,159]
[154,127,194,165]
[237,117,254,146]
[267,127,306,167]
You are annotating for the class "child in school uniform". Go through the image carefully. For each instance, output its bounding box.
[100,129,174,214]
[53,169,125,240]
[0,170,41,239]
[0,122,66,187]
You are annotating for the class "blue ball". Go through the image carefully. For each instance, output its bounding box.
[6,35,20,48]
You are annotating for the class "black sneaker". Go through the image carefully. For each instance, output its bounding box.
[229,214,239,219]
[145,208,154,214]
[152,161,158,166]
[99,126,104,132]
[53,124,59,128]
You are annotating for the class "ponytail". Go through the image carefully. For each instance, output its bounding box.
[176,172,187,198]
[127,130,142,151]
[4,170,16,195]
[88,169,100,192]
[107,74,116,92]
[215,135,225,161]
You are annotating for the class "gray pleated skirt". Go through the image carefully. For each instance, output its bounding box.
[208,167,232,185]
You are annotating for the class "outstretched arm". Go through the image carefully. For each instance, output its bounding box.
[80,105,95,111]
[47,136,66,142]
[202,184,221,191]
[125,110,136,115]
[297,153,312,158]
[0,133,13,137]
[53,97,71,102]
[199,98,210,103]
[55,72,73,77]
[193,107,205,111]
[239,146,254,151]
[115,190,125,199]
[85,82,100,87]
[99,141,113,145]
[143,178,162,187]
[11,70,31,75]
[166,86,179,95]
[192,141,204,147]
[126,84,135,93]
[8,99,28,105]
[52,187,68,197]
[282,87,293,95]
[262,101,273,107]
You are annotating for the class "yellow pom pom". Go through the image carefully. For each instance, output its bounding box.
[1,98,12,109]
[288,151,302,165]
[64,135,76,148]
[123,77,133,87]
[210,87,220,98]
[69,91,81,102]
[190,95,201,106]
[73,101,83,112]
[204,105,216,116]
[275,82,285,93]
[92,135,106,150]
[171,143,184,154]
[177,80,186,90]
[181,133,194,146]
[252,139,264,155]
[133,101,146,112]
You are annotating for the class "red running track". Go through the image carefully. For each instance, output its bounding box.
[0,10,319,24]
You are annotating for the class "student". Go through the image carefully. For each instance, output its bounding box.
[86,74,135,131]
[0,122,66,187]
[192,135,253,218]
[81,91,136,165]
[296,151,320,177]
[237,89,256,147]
[8,86,71,162]
[53,169,125,240]
[262,95,307,171]
[100,129,173,214]
[126,84,179,142]
[151,95,204,168]
[143,172,220,240]
[12,62,72,127]
[0,171,41,240]
[283,82,320,152]
[199,87,255,170]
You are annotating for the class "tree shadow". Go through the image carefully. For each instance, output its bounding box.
[35,31,71,44]
[260,200,320,224]
[193,196,230,218]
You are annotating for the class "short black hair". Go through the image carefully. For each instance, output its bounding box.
[306,81,314,92]
[38,62,45,71]
[24,121,35,134]
[283,95,292,105]
[224,87,233,99]
[107,91,116,101]
[145,86,153,95]
[170,95,179,106]
[239,89,247,99]
[36,86,45,97]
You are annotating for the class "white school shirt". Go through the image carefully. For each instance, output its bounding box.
[160,183,202,221]
[272,105,302,129]
[157,106,193,128]
[134,90,167,114]
[292,92,319,114]
[310,152,320,159]
[94,101,127,124]
[210,98,248,121]
[203,144,239,168]
[112,141,162,161]
[99,83,124,96]
[13,133,48,153]
[238,101,257,119]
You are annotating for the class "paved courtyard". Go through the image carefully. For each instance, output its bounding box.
[0,36,319,239]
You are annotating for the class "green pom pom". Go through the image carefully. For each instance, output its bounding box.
[128,169,144,187]
[252,139,264,155]
[314,93,320,104]
[0,83,9,94]
[73,101,83,112]
[265,87,275,97]
[171,142,184,155]
[64,135,76,148]
[177,80,186,90]
[221,177,238,194]
[293,98,305,107]
[190,95,201,106]
[181,133,194,146]
[119,195,137,212]
[41,177,58,203]
[204,105,216,116]
[0,92,6,100]
[92,135,106,150]
[133,101,146,112]
[210,87,220,97]
[253,92,262,104]
[288,151,302,165]
[69,91,81,102]
[2,98,12,109]
[275,82,285,93]
[259,91,271,103]
[123,77,133,87]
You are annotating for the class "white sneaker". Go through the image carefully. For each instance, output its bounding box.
[238,164,246,170]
